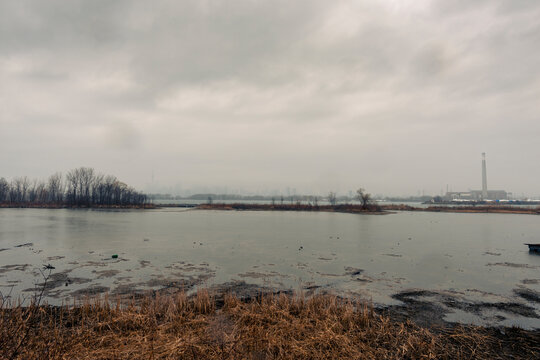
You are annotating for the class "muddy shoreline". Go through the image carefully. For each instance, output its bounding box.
[11,268,538,332]
[5,276,540,336]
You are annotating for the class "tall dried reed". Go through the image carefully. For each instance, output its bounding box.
[1,291,538,359]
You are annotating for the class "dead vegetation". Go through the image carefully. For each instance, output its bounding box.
[1,291,538,359]
[197,203,384,213]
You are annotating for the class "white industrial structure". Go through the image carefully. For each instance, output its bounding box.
[444,153,508,201]
[481,152,488,200]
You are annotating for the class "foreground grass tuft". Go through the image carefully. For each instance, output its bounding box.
[1,291,538,359]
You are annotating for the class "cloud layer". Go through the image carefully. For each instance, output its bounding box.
[2,0,540,196]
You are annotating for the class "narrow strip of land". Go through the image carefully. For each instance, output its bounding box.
[194,203,540,215]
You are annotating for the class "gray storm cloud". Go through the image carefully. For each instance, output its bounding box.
[1,0,540,196]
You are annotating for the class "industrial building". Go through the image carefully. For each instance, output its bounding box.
[443,153,508,201]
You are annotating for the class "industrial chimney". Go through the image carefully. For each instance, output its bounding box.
[481,153,488,200]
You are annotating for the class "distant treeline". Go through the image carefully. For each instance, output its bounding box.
[0,167,147,207]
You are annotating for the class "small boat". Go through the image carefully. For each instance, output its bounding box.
[525,243,540,252]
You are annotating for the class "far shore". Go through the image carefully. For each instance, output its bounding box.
[2,202,540,215]
[381,203,540,215]
[191,202,540,215]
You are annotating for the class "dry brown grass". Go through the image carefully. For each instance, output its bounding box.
[1,291,538,359]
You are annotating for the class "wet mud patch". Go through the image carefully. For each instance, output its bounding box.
[92,269,121,279]
[144,278,181,288]
[110,283,145,298]
[114,276,133,283]
[382,290,449,328]
[316,272,341,277]
[514,288,540,304]
[237,271,289,279]
[109,271,217,300]
[46,256,65,261]
[139,260,151,268]
[0,264,31,274]
[23,271,91,293]
[208,281,293,305]
[14,243,33,248]
[385,289,540,329]
[486,262,539,269]
[165,262,216,275]
[71,286,110,298]
[447,300,538,319]
[78,259,129,268]
[344,267,363,276]
[483,251,501,256]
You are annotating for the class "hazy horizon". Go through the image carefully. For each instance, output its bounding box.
[2,1,540,197]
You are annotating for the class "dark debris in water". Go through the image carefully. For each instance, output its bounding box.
[483,251,501,256]
[344,267,363,276]
[14,242,33,248]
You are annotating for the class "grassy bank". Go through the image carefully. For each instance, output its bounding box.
[1,292,538,359]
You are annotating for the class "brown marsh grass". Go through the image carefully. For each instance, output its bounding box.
[1,291,538,359]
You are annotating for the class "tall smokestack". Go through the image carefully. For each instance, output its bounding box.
[481,152,488,200]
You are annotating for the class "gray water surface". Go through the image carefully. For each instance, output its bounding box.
[1,208,539,328]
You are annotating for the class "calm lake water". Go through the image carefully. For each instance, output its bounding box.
[1,208,539,328]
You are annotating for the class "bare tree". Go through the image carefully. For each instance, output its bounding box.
[27,179,38,203]
[0,178,8,202]
[65,169,79,205]
[47,173,63,204]
[9,177,30,203]
[78,167,95,205]
[328,192,337,206]
[356,188,371,209]
[28,180,47,204]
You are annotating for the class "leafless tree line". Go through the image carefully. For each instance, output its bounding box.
[0,167,146,206]
[326,188,372,209]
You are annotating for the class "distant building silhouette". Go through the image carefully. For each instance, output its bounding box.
[443,153,508,201]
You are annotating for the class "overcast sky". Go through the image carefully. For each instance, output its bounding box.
[1,0,540,196]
